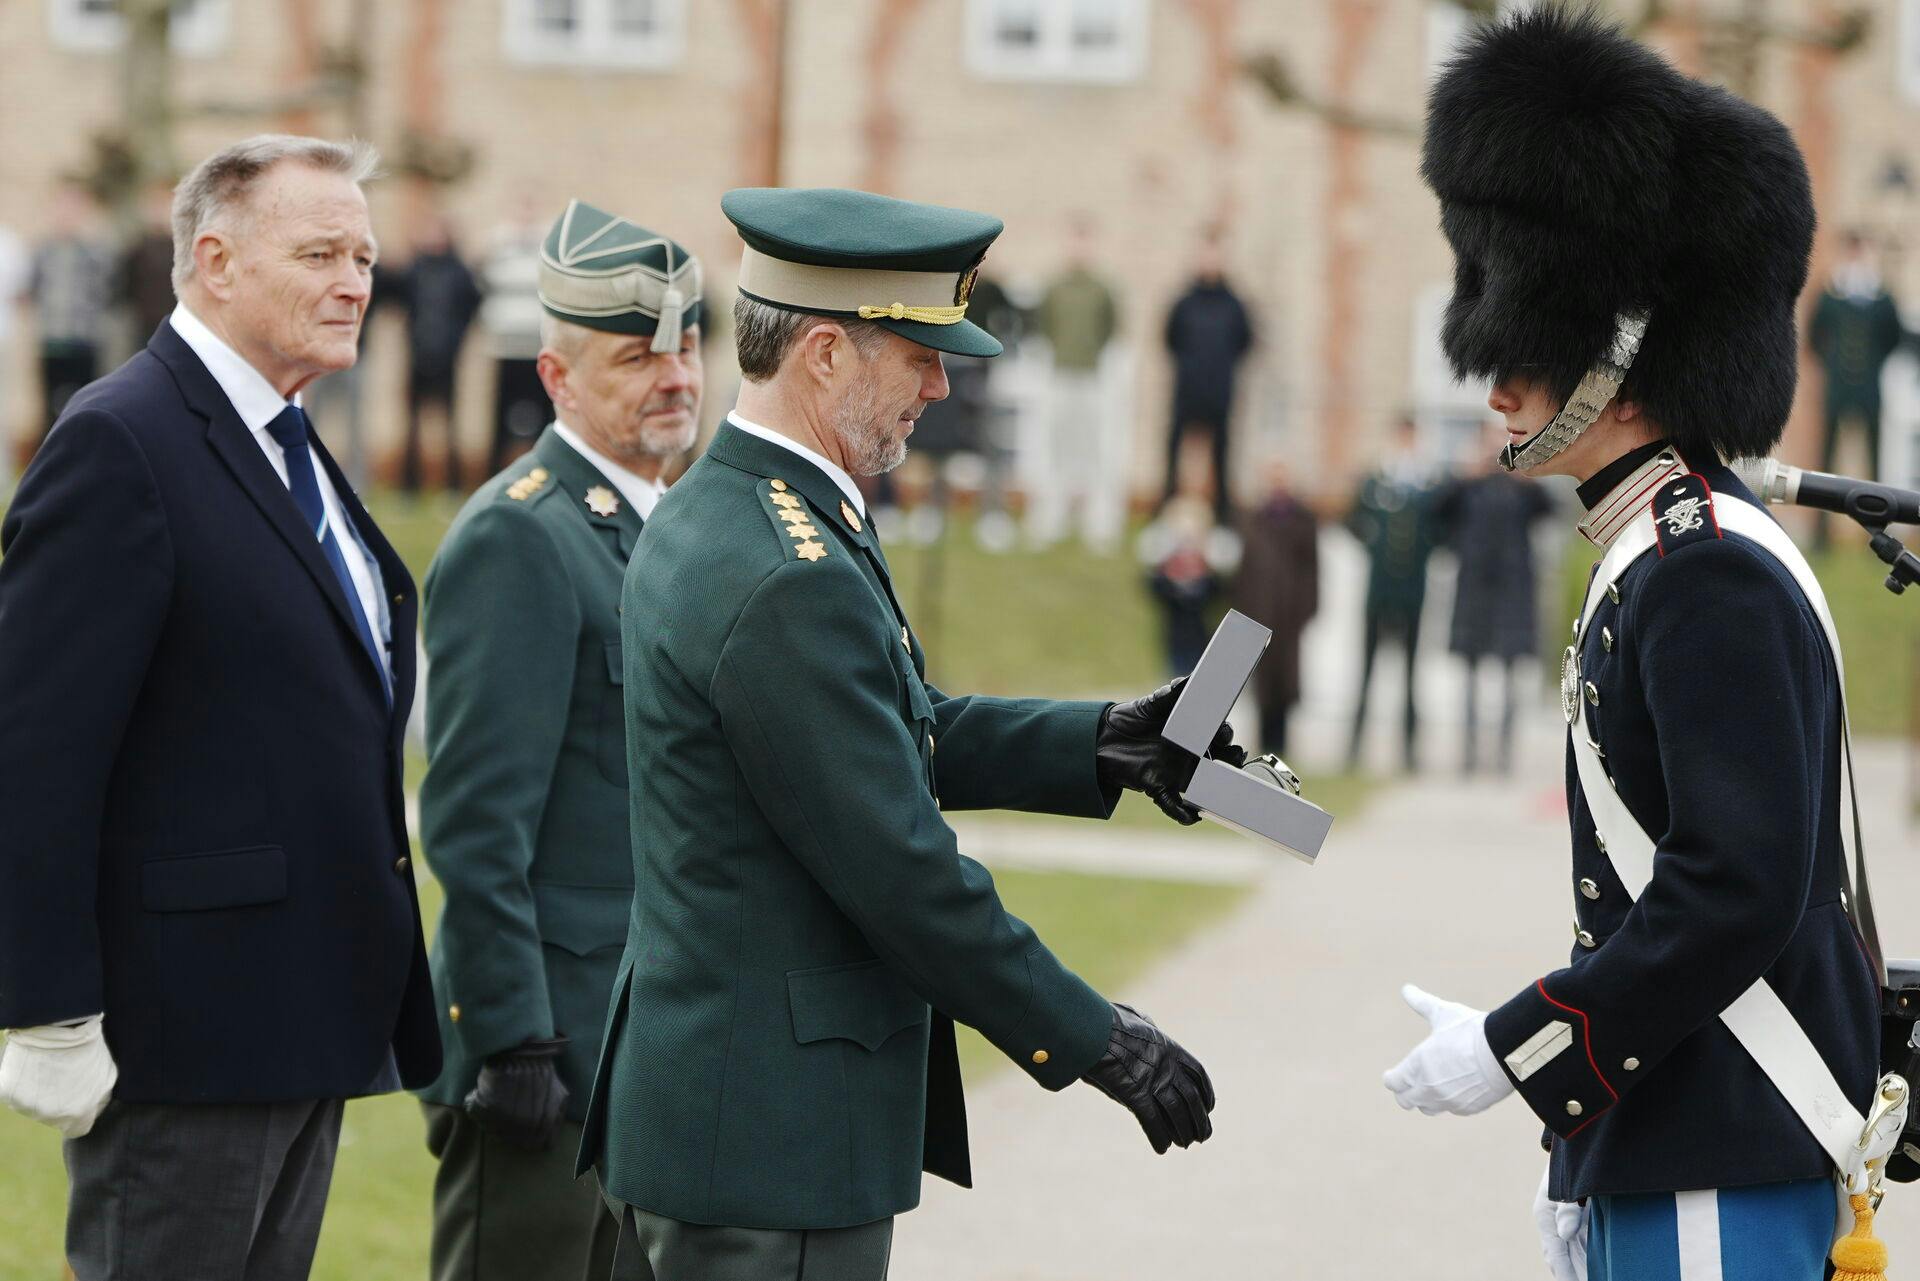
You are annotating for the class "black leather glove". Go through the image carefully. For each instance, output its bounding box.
[1081,1003,1215,1154]
[1096,677,1247,824]
[463,1036,570,1150]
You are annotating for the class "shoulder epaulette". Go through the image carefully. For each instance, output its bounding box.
[758,477,829,563]
[504,466,552,503]
[1651,472,1722,557]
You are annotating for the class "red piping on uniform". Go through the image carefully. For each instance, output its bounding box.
[1534,980,1618,1135]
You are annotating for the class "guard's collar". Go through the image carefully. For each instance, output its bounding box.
[1575,440,1684,549]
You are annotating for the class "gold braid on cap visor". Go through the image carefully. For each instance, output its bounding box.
[856,301,967,324]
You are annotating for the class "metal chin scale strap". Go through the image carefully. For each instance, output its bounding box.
[1498,309,1652,473]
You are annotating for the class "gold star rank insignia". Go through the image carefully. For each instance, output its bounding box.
[776,507,811,524]
[841,501,863,533]
[795,539,827,562]
[771,493,802,510]
[584,485,620,517]
[785,522,820,539]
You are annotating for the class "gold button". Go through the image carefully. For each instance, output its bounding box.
[1031,1049,1049,1065]
[1623,1057,1640,1071]
[1579,878,1600,901]
[395,856,411,875]
[449,1004,462,1023]
[770,478,788,492]
[1566,1099,1584,1117]
[392,593,405,605]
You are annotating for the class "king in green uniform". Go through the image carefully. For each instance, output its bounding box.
[415,199,703,1281]
[579,188,1238,1281]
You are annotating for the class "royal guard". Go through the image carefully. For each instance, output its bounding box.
[1381,12,1899,1280]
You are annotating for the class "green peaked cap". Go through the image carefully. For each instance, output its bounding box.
[539,199,703,350]
[721,187,1004,358]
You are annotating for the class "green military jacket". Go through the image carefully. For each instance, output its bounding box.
[578,421,1120,1230]
[417,427,645,1119]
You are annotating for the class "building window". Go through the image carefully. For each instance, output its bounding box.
[1902,0,1920,104]
[502,0,685,70]
[966,0,1149,84]
[47,0,231,56]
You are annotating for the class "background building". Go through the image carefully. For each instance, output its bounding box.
[2,0,1918,500]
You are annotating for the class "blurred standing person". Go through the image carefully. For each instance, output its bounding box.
[0,134,439,1281]
[1030,213,1122,552]
[417,201,702,1281]
[1161,229,1253,524]
[117,182,179,343]
[1807,229,1904,549]
[0,218,29,486]
[28,180,114,441]
[1435,426,1554,774]
[399,211,484,492]
[1234,459,1319,755]
[1344,417,1440,772]
[1144,496,1230,676]
[480,196,552,474]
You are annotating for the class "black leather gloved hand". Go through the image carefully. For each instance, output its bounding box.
[463,1036,569,1150]
[1082,1003,1216,1154]
[1096,677,1246,824]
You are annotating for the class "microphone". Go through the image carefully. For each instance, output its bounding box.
[1730,457,1920,528]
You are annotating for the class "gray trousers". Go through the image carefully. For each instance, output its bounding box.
[64,1097,343,1281]
[423,1102,618,1281]
[605,1196,893,1281]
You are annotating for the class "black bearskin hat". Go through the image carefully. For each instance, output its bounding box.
[1422,6,1814,461]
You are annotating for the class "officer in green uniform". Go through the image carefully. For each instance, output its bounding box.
[579,187,1237,1281]
[415,200,703,1281]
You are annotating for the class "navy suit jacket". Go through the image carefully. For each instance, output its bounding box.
[1484,460,1878,1199]
[0,321,441,1101]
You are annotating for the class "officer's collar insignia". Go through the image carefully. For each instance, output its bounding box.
[1651,473,1722,558]
[841,500,863,533]
[584,485,620,517]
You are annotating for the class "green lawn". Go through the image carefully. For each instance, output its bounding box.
[0,861,1248,1281]
[1550,530,1917,737]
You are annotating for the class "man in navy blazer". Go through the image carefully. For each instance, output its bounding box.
[0,135,438,1280]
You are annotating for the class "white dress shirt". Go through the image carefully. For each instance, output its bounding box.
[551,420,668,520]
[169,304,390,679]
[725,411,866,517]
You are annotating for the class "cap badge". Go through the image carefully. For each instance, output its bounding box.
[585,485,621,517]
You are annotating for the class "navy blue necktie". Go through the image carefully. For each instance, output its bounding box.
[264,405,392,705]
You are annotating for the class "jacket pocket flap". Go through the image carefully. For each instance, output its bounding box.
[788,959,928,1052]
[533,882,632,957]
[604,641,624,686]
[141,845,287,913]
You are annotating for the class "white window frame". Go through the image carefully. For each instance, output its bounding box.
[965,0,1149,85]
[47,0,232,57]
[501,0,686,71]
[1901,0,1920,105]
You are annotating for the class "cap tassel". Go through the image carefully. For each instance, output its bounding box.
[651,286,685,354]
[1831,1193,1889,1281]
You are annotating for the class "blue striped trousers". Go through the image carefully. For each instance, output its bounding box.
[1587,1178,1834,1281]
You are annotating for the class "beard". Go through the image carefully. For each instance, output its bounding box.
[833,374,910,477]
[607,392,698,464]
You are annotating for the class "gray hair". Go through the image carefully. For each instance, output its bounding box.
[732,295,887,382]
[539,312,593,361]
[171,134,380,291]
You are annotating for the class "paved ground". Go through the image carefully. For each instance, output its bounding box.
[897,722,1920,1280]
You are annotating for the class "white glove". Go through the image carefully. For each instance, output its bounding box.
[0,1015,118,1138]
[1532,1163,1587,1281]
[1382,983,1514,1116]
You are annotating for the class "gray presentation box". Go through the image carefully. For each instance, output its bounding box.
[1167,609,1335,865]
